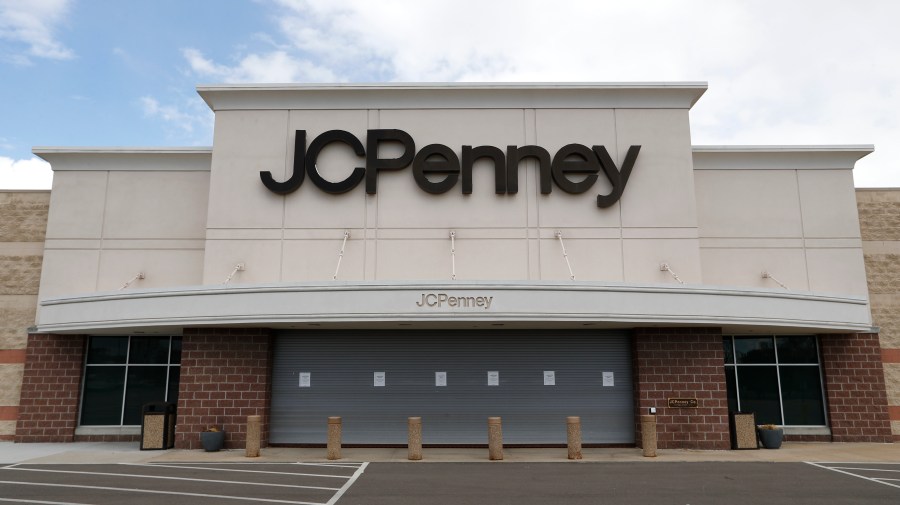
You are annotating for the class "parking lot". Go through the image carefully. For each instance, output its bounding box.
[1,461,898,505]
[0,462,367,505]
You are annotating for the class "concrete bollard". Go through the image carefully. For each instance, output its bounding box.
[641,414,657,458]
[408,417,423,461]
[245,415,261,458]
[566,416,582,460]
[488,417,503,460]
[327,416,342,460]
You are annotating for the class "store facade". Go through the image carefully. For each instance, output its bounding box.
[5,83,895,449]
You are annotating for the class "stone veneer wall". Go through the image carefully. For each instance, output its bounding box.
[175,328,273,450]
[0,191,49,440]
[632,327,731,450]
[857,188,900,441]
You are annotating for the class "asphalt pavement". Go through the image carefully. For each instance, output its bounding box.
[0,442,898,504]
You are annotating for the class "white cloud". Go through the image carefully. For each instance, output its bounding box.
[179,0,900,186]
[182,47,338,83]
[0,156,53,189]
[140,95,214,144]
[0,0,74,64]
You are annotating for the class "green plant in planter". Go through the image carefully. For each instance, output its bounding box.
[757,424,784,449]
[200,425,226,452]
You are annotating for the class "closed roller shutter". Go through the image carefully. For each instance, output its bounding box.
[270,330,633,445]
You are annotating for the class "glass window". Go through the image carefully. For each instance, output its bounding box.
[724,366,738,412]
[736,366,782,424]
[80,367,126,425]
[779,367,826,425]
[129,336,171,364]
[776,336,819,364]
[723,335,826,427]
[723,337,734,364]
[122,367,169,425]
[735,337,775,364]
[80,336,181,426]
[86,337,128,364]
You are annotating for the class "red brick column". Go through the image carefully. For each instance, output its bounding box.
[175,328,273,450]
[820,333,893,442]
[633,327,730,450]
[14,334,86,443]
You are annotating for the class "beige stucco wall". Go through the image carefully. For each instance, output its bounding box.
[204,105,702,286]
[0,190,49,438]
[857,188,900,438]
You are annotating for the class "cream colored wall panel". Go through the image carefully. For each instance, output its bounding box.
[45,171,107,239]
[375,239,459,281]
[539,238,623,282]
[534,109,622,229]
[282,238,365,282]
[453,239,528,281]
[96,249,204,291]
[202,239,282,285]
[283,109,368,230]
[798,170,861,239]
[206,110,289,229]
[37,249,99,298]
[103,171,209,239]
[695,170,803,238]
[375,109,529,229]
[700,248,810,290]
[622,239,702,284]
[615,109,697,229]
[806,248,869,296]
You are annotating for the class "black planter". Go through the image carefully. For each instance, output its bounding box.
[200,430,225,452]
[757,428,784,449]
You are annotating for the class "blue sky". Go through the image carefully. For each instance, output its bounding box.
[2,0,899,188]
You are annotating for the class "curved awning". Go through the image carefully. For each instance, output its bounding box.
[36,280,872,335]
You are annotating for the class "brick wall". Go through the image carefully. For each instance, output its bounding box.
[820,333,893,442]
[14,334,85,443]
[633,327,730,450]
[175,328,273,450]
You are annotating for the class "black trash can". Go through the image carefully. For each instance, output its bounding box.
[729,411,758,450]
[140,402,176,450]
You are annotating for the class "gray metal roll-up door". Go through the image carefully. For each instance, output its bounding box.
[271,330,633,445]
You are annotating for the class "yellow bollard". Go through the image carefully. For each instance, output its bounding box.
[327,417,342,460]
[641,414,657,457]
[408,417,423,461]
[566,416,582,460]
[245,415,261,458]
[488,417,503,460]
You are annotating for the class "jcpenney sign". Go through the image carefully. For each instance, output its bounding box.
[261,129,640,208]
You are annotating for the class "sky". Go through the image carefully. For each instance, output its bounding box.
[1,0,898,189]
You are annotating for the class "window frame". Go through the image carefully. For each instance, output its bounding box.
[79,335,181,427]
[723,335,829,427]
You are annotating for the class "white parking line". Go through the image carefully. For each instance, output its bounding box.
[293,463,364,469]
[0,480,326,505]
[0,499,93,505]
[326,462,368,505]
[806,462,900,490]
[827,466,900,473]
[123,462,352,479]
[5,466,340,491]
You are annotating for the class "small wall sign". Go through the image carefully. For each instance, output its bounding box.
[667,398,699,408]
